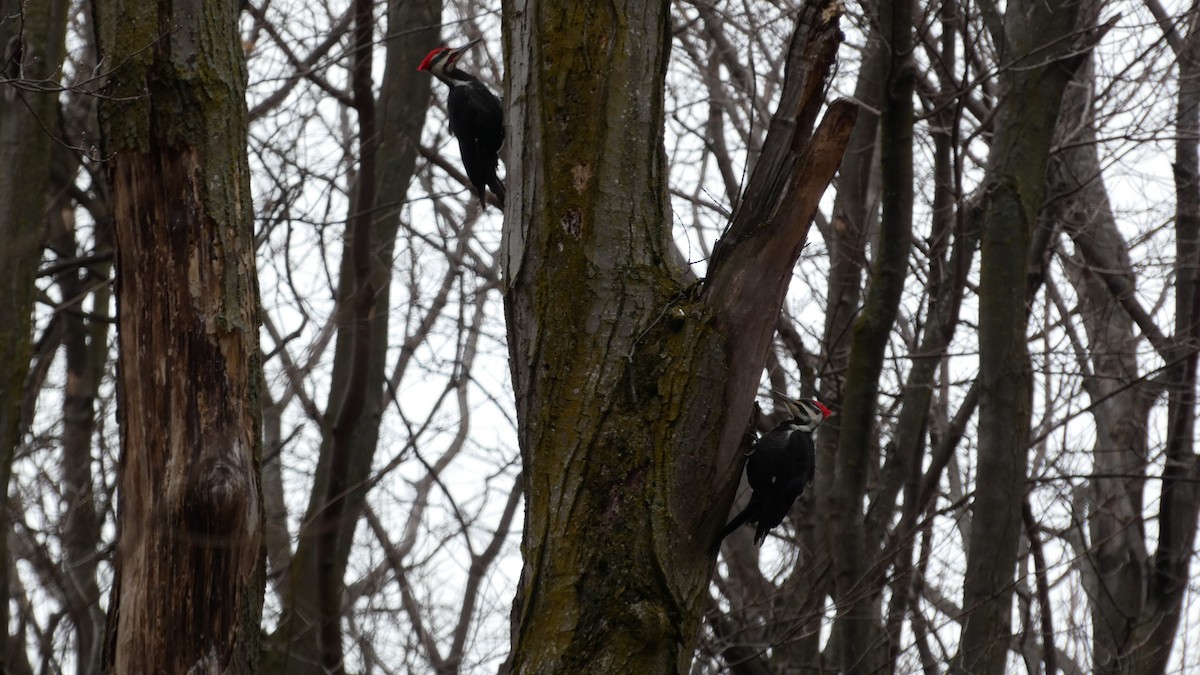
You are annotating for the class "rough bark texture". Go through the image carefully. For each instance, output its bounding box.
[956,1,1082,672]
[93,1,264,672]
[264,0,441,672]
[502,1,855,672]
[0,0,69,660]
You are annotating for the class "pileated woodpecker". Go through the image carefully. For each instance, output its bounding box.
[417,39,505,209]
[713,397,833,552]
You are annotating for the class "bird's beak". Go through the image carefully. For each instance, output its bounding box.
[772,389,801,415]
[447,38,483,65]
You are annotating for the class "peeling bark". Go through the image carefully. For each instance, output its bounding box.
[94,1,264,672]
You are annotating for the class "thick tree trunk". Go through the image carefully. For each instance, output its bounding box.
[93,1,264,672]
[0,0,68,662]
[956,1,1083,672]
[502,1,855,671]
[264,1,441,672]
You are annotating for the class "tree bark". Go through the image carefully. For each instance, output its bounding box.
[93,1,264,672]
[502,1,855,671]
[956,1,1083,672]
[878,3,979,664]
[1042,8,1155,667]
[769,26,887,673]
[0,0,69,662]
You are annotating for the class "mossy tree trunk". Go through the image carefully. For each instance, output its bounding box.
[0,0,69,662]
[501,0,856,671]
[955,0,1084,672]
[93,1,264,672]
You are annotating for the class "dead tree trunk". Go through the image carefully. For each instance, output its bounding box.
[94,1,265,672]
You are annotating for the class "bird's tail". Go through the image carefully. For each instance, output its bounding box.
[710,506,752,556]
[753,521,771,546]
[487,174,506,209]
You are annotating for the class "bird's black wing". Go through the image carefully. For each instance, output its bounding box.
[790,428,816,488]
[447,82,504,206]
[744,429,805,492]
[466,83,504,155]
[744,426,815,545]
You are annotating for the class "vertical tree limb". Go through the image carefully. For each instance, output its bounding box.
[0,0,69,659]
[957,1,1084,672]
[828,0,913,667]
[503,0,854,670]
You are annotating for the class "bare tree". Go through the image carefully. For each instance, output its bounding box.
[258,0,444,671]
[827,0,914,668]
[957,0,1089,671]
[7,1,1200,674]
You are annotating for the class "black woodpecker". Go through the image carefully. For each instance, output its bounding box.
[418,39,506,209]
[713,397,833,553]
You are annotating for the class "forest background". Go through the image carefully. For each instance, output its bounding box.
[2,0,1199,673]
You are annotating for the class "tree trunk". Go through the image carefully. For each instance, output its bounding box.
[264,0,441,672]
[878,2,979,665]
[0,0,68,662]
[1129,12,1200,673]
[829,0,914,668]
[774,26,886,673]
[49,176,111,675]
[502,1,855,671]
[93,1,264,672]
[1042,8,1154,667]
[956,1,1083,672]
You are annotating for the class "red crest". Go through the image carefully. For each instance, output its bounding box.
[417,47,450,71]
